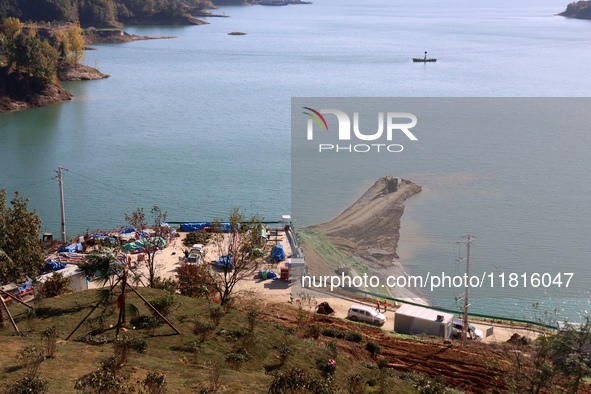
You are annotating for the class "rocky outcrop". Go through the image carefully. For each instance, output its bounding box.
[559,1,591,19]
[57,64,110,81]
[0,69,72,113]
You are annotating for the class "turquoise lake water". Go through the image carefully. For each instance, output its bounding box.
[1,0,591,321]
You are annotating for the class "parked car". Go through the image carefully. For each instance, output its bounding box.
[452,318,483,340]
[347,304,386,326]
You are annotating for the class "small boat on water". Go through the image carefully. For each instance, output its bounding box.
[413,51,437,63]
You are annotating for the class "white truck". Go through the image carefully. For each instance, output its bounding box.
[394,304,454,339]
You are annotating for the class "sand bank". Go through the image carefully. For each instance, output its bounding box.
[303,176,426,304]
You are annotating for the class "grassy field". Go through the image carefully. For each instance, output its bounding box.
[296,229,389,297]
[0,287,419,393]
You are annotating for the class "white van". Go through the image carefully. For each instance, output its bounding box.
[347,304,386,327]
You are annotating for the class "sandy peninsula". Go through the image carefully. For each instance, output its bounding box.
[304,176,425,303]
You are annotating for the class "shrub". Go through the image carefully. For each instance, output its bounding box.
[74,356,131,394]
[347,373,365,394]
[193,320,216,342]
[225,352,247,370]
[131,315,160,330]
[41,271,71,298]
[150,293,177,317]
[321,328,363,343]
[113,335,147,365]
[268,367,337,394]
[207,362,221,392]
[276,343,292,366]
[246,305,262,332]
[113,336,133,366]
[7,373,48,394]
[344,330,363,343]
[209,305,225,326]
[142,371,167,394]
[325,341,338,359]
[224,328,251,342]
[152,276,178,293]
[129,337,148,353]
[316,357,337,375]
[76,334,109,346]
[305,324,322,339]
[321,328,338,338]
[41,326,57,358]
[377,357,389,370]
[365,341,382,357]
[18,345,44,376]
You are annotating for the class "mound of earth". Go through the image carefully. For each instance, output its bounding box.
[306,176,422,299]
[313,176,421,261]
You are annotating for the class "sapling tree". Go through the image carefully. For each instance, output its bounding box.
[209,208,264,306]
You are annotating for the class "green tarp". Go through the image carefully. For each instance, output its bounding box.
[121,237,166,253]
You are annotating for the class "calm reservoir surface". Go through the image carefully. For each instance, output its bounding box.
[1,0,591,321]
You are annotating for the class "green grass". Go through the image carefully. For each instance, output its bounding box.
[0,288,418,393]
[297,228,366,274]
[297,229,390,297]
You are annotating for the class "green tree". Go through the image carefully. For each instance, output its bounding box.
[550,318,591,394]
[41,271,71,298]
[1,16,22,41]
[66,22,84,66]
[0,190,44,283]
[1,16,22,68]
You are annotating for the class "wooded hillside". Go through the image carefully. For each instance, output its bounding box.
[0,0,216,27]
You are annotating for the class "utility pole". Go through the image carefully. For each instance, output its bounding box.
[462,234,475,346]
[55,166,68,243]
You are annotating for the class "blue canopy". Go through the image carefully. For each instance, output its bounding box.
[45,261,66,271]
[59,243,82,253]
[215,254,234,270]
[180,222,233,233]
[271,244,285,262]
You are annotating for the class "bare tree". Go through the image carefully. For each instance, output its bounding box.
[209,208,263,306]
[124,206,168,288]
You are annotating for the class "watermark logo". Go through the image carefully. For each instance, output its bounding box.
[302,107,418,153]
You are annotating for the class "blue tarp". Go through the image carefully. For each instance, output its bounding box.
[180,222,233,233]
[121,227,137,234]
[271,244,285,262]
[215,254,234,270]
[18,278,33,293]
[45,261,66,271]
[258,270,277,280]
[59,243,82,253]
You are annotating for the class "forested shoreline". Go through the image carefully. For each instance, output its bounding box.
[0,0,227,28]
